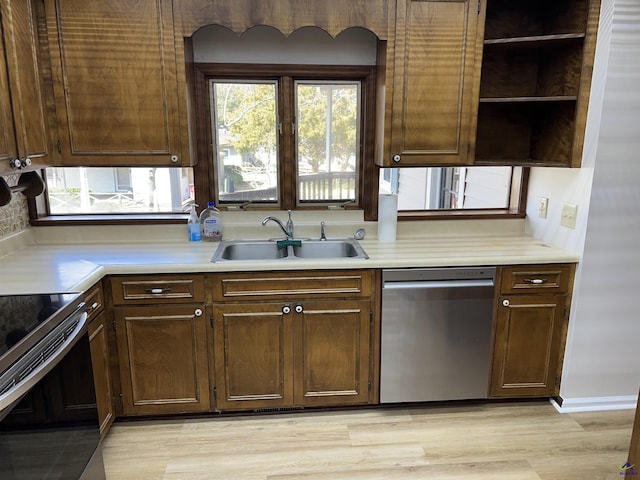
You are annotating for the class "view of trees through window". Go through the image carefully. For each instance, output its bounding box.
[211,79,359,205]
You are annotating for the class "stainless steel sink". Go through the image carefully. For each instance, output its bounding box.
[216,241,287,261]
[292,240,362,259]
[211,238,368,262]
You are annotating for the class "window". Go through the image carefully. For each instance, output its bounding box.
[44,167,194,214]
[201,65,371,210]
[379,166,525,215]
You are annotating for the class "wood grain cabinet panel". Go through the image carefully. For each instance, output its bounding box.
[213,303,294,410]
[89,310,115,438]
[295,300,371,406]
[110,275,205,305]
[210,270,376,412]
[379,0,485,166]
[0,0,51,174]
[627,390,640,478]
[44,0,189,166]
[490,294,567,397]
[490,263,575,398]
[115,304,210,415]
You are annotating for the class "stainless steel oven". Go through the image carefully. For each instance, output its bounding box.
[0,293,106,479]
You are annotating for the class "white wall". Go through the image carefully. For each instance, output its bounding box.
[526,0,640,406]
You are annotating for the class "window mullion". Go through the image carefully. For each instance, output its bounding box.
[279,76,296,210]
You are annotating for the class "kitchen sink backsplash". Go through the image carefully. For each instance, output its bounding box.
[0,174,29,239]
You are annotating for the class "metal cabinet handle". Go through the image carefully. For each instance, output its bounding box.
[170,154,179,163]
[502,299,510,307]
[282,305,291,314]
[194,308,203,317]
[392,154,401,163]
[295,304,303,314]
[524,278,547,285]
[86,302,100,314]
[145,287,172,294]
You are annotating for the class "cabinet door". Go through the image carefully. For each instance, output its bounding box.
[294,300,372,406]
[0,23,17,169]
[213,303,294,411]
[115,304,210,415]
[44,0,188,166]
[383,0,485,166]
[0,0,52,174]
[89,311,115,438]
[490,294,567,397]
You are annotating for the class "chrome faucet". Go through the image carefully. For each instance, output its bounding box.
[261,210,294,239]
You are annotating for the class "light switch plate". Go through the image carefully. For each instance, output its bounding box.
[538,197,549,219]
[561,203,578,229]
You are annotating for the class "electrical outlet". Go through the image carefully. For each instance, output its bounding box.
[561,203,578,229]
[538,197,549,219]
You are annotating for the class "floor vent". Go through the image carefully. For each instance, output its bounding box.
[254,407,304,413]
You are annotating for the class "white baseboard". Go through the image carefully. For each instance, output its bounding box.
[550,395,638,413]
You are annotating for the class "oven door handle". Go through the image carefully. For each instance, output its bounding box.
[0,310,88,414]
[382,279,495,290]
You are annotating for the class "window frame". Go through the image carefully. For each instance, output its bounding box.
[193,63,379,215]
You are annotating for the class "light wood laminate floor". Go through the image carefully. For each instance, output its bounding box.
[101,401,634,479]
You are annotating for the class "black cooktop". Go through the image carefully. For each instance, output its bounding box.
[0,293,83,367]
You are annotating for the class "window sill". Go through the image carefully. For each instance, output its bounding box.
[31,214,188,226]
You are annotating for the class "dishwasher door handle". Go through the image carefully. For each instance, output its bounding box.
[383,279,494,290]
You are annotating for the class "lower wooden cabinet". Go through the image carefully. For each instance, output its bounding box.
[88,310,115,437]
[213,299,373,411]
[114,304,210,415]
[489,264,575,398]
[210,270,376,411]
[627,389,640,478]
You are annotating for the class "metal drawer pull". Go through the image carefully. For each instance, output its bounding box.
[86,302,99,314]
[502,299,510,307]
[282,305,291,314]
[146,287,172,294]
[295,304,303,313]
[194,309,203,317]
[523,278,547,285]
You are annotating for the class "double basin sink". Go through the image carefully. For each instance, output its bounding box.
[211,238,368,262]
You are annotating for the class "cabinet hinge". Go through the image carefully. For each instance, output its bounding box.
[555,375,561,385]
[56,139,62,153]
[112,319,116,331]
[477,0,481,15]
[210,316,214,329]
[467,142,471,154]
[563,305,567,318]
[213,387,217,400]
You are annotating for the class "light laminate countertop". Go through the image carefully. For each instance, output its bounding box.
[0,219,579,295]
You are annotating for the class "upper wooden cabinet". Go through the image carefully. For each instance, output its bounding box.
[377,0,486,166]
[0,0,52,175]
[44,0,191,167]
[475,0,600,167]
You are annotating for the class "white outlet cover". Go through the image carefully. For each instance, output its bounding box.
[538,197,549,219]
[561,203,578,229]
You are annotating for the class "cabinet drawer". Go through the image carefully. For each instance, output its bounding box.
[110,275,205,305]
[84,284,104,323]
[210,270,375,301]
[499,264,574,295]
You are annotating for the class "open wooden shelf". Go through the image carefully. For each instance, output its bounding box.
[475,0,594,167]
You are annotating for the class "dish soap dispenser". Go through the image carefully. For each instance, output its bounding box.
[200,201,223,242]
[187,204,201,242]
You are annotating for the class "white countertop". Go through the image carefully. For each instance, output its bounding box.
[0,216,579,295]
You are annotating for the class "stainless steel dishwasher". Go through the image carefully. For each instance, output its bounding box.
[380,267,495,403]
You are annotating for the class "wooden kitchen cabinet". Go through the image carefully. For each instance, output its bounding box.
[377,0,486,166]
[475,0,600,167]
[489,264,575,397]
[110,275,210,416]
[43,0,190,166]
[210,270,375,411]
[0,0,52,175]
[85,283,116,438]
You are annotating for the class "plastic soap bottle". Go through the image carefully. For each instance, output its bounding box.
[187,204,201,242]
[200,201,223,242]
